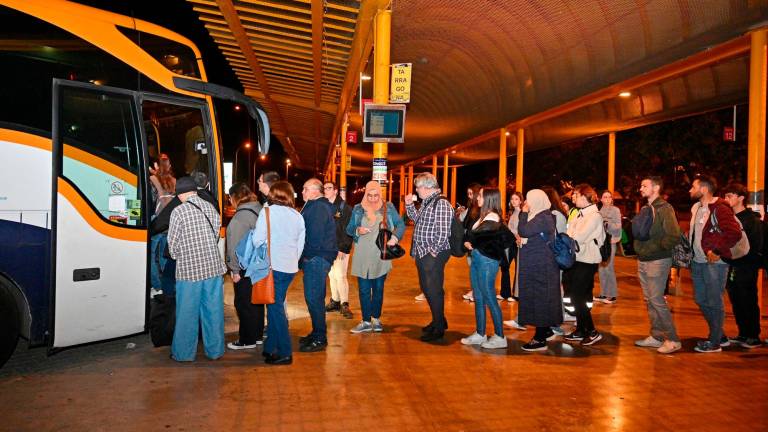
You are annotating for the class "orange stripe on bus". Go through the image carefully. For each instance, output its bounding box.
[0,128,138,187]
[58,178,146,242]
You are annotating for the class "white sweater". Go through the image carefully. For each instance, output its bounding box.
[566,204,605,264]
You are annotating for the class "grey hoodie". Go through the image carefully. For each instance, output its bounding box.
[225,200,263,273]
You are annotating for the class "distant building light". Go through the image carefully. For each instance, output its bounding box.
[360,74,372,81]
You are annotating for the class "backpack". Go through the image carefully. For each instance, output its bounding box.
[233,208,260,266]
[596,222,612,263]
[430,197,466,257]
[543,231,579,270]
[631,204,656,241]
[709,210,750,260]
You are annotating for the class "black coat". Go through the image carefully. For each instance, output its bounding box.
[330,196,353,254]
[465,220,515,261]
[516,211,563,327]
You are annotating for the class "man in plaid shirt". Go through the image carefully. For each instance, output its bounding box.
[167,176,227,362]
[406,173,453,342]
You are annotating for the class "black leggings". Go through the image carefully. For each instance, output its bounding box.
[500,255,516,299]
[233,271,266,344]
[565,262,598,333]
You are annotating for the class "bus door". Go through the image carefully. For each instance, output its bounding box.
[51,79,148,349]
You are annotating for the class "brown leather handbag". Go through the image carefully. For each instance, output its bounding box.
[251,207,275,304]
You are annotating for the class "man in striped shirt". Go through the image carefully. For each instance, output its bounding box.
[406,173,453,342]
[167,176,227,362]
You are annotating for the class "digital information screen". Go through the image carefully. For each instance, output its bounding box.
[363,104,406,143]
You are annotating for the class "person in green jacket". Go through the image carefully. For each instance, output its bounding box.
[633,176,682,354]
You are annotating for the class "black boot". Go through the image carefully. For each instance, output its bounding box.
[340,302,353,319]
[325,299,341,312]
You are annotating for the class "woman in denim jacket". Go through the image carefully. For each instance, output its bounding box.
[346,181,406,333]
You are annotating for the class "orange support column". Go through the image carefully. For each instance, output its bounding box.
[372,9,391,198]
[432,155,438,177]
[450,166,457,207]
[340,120,348,192]
[747,28,767,317]
[499,128,507,217]
[608,132,616,193]
[442,154,449,193]
[516,128,524,193]
[408,165,414,195]
[399,165,405,214]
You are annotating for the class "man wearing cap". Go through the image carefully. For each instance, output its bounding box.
[167,176,227,361]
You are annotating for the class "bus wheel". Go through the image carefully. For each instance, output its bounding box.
[0,282,20,368]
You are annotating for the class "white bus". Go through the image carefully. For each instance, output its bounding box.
[0,0,270,367]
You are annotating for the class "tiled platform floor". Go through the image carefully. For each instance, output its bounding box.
[2,228,768,431]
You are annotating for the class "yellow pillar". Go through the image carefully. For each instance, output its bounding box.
[432,155,438,177]
[450,166,457,207]
[747,28,767,316]
[340,121,348,190]
[499,128,507,217]
[442,154,449,193]
[516,128,524,193]
[330,147,337,183]
[399,165,405,214]
[408,165,414,195]
[388,172,393,202]
[608,132,616,193]
[372,9,391,198]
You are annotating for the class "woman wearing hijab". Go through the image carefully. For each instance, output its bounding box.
[461,188,515,349]
[346,181,405,333]
[516,189,563,351]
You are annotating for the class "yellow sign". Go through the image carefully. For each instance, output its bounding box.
[390,63,412,103]
[345,154,352,171]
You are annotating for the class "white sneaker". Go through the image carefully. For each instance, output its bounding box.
[563,312,577,322]
[350,321,373,334]
[496,294,504,300]
[371,317,383,332]
[635,336,663,348]
[503,319,526,330]
[462,290,474,301]
[460,332,487,345]
[657,340,682,354]
[414,293,426,301]
[481,335,508,349]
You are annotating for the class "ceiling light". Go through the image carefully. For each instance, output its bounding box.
[360,74,371,81]
[451,150,456,154]
[505,131,510,136]
[619,91,632,98]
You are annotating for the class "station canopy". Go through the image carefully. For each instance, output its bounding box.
[188,0,768,173]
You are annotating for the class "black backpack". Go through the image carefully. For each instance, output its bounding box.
[149,293,176,347]
[431,197,466,257]
[631,204,656,241]
[596,222,612,263]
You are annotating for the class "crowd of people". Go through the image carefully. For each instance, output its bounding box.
[151,162,764,365]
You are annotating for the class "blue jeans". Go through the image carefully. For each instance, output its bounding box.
[358,274,387,322]
[150,233,168,289]
[171,276,224,361]
[691,261,728,345]
[265,271,296,357]
[302,256,332,343]
[470,250,503,336]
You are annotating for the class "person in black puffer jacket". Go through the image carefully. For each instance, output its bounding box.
[460,188,515,350]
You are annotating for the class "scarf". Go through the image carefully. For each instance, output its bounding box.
[361,181,384,224]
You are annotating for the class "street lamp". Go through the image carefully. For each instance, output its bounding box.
[252,153,267,188]
[285,158,291,179]
[234,141,251,183]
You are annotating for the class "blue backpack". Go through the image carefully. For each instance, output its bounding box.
[542,231,579,270]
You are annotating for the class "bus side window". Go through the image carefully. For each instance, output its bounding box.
[60,87,144,227]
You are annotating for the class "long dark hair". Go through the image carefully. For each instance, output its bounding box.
[479,188,502,220]
[541,186,567,217]
[467,182,482,221]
